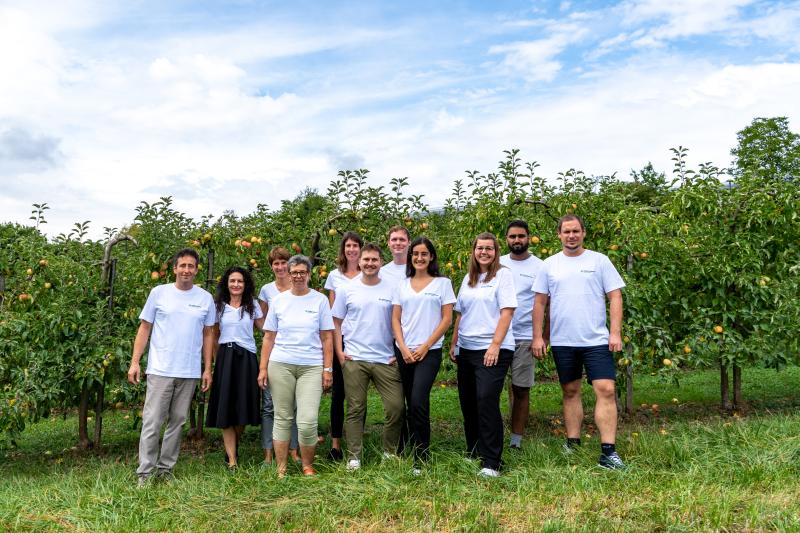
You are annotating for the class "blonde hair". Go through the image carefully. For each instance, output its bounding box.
[467,232,501,287]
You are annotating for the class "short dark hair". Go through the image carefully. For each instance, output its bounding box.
[506,220,529,235]
[337,231,364,272]
[173,248,200,266]
[268,246,291,265]
[557,214,585,232]
[361,242,384,257]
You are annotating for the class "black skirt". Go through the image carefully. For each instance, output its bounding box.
[206,342,261,428]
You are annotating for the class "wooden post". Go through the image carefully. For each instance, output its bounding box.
[720,362,731,410]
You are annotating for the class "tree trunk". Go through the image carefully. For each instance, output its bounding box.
[625,364,634,415]
[93,378,105,449]
[732,364,742,410]
[720,362,731,410]
[78,384,92,449]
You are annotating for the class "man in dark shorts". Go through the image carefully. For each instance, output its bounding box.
[531,215,626,470]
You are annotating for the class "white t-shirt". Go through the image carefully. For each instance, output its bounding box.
[217,300,263,353]
[331,278,394,363]
[454,268,517,351]
[392,277,456,350]
[323,269,361,293]
[532,249,625,347]
[499,254,544,341]
[139,284,216,378]
[257,281,286,308]
[264,290,334,366]
[379,262,408,288]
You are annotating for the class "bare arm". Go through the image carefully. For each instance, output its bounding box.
[320,329,334,389]
[449,313,461,362]
[127,320,152,384]
[333,317,348,365]
[532,293,548,359]
[257,330,276,388]
[328,290,336,307]
[201,325,215,392]
[607,289,623,352]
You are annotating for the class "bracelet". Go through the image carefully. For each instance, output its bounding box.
[323,367,333,372]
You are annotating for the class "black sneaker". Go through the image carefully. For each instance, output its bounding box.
[327,447,344,461]
[598,452,627,470]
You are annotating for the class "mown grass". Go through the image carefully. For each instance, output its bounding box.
[2,367,799,531]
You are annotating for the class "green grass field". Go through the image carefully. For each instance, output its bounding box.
[2,367,799,531]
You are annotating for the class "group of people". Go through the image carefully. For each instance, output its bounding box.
[128,214,627,486]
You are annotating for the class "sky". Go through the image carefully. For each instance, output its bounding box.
[2,0,800,238]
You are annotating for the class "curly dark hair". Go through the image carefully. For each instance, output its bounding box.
[215,266,256,320]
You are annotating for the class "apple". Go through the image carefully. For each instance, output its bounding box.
[26,268,33,276]
[529,236,541,245]
[44,282,52,289]
[150,271,160,280]
[713,325,724,334]
[38,259,48,267]
[609,244,619,251]
[683,346,691,354]
[241,240,252,248]
[328,228,337,236]
[291,243,302,254]
[663,358,672,366]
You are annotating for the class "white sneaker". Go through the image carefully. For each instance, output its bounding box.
[346,459,361,471]
[382,452,398,460]
[411,467,422,476]
[478,467,500,478]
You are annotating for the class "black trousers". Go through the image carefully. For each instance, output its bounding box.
[329,352,345,439]
[456,347,513,470]
[396,346,442,461]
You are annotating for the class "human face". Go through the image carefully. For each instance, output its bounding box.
[506,226,529,256]
[411,243,431,274]
[388,231,410,261]
[271,259,288,279]
[227,271,245,297]
[288,264,310,290]
[173,255,198,289]
[474,239,496,271]
[343,239,361,264]
[359,250,382,278]
[558,219,586,255]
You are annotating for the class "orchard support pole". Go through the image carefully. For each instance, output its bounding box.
[93,258,117,449]
[720,362,731,410]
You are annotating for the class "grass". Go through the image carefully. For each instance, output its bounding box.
[2,367,800,531]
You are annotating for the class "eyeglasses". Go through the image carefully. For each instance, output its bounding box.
[475,246,495,252]
[289,270,309,278]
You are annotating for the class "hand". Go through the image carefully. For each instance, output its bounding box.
[388,357,397,365]
[531,337,547,360]
[201,370,212,392]
[322,371,333,390]
[608,332,623,353]
[411,343,430,362]
[127,362,141,385]
[257,368,268,389]
[449,344,457,363]
[483,344,500,367]
[401,347,415,364]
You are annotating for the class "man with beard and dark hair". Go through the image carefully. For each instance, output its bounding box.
[499,220,545,450]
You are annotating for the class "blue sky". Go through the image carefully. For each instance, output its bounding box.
[2,0,800,236]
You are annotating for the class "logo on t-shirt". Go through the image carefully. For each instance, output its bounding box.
[304,309,318,314]
[423,292,438,297]
[188,303,202,308]
[378,297,392,303]
[520,273,535,278]
[580,269,596,274]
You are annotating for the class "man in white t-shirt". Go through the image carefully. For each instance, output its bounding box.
[532,215,627,470]
[128,248,216,486]
[379,225,410,288]
[332,243,404,470]
[499,220,544,450]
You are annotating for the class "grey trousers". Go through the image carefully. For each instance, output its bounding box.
[136,374,197,478]
[342,360,404,460]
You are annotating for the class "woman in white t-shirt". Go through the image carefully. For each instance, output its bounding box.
[391,236,455,470]
[323,231,363,461]
[449,232,517,478]
[206,266,265,469]
[258,255,334,477]
[257,247,299,464]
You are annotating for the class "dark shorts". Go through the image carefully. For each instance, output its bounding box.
[551,345,616,384]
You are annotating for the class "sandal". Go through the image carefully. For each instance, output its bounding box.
[302,465,318,476]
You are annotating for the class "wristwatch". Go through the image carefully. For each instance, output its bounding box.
[323,367,333,373]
